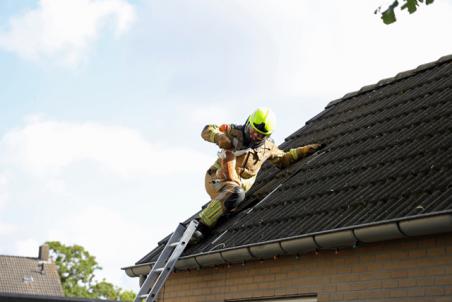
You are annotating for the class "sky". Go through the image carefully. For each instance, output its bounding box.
[1,0,452,292]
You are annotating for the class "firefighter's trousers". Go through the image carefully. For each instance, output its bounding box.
[198,168,245,228]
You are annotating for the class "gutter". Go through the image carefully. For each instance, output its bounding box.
[122,211,452,278]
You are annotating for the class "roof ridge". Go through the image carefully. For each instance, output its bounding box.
[0,255,38,260]
[325,54,452,109]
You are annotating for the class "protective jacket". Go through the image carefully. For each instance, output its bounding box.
[202,123,318,194]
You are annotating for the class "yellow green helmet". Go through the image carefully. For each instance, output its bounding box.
[248,107,276,136]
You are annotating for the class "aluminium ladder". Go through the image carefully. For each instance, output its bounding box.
[135,219,199,302]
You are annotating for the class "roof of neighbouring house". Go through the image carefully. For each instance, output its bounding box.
[0,292,118,302]
[0,255,64,296]
[130,54,452,269]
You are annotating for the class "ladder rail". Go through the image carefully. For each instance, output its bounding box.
[146,221,198,301]
[135,220,198,302]
[136,223,186,298]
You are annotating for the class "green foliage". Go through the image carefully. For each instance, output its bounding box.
[91,280,137,301]
[47,241,136,302]
[402,0,419,13]
[375,0,435,24]
[118,290,137,302]
[381,0,399,24]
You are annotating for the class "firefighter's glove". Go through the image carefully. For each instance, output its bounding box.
[215,133,233,150]
[305,143,323,155]
[294,143,323,159]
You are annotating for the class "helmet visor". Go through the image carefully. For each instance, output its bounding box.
[252,122,269,135]
[249,125,266,142]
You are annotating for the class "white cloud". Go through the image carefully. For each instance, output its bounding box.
[0,117,210,290]
[143,0,452,101]
[186,104,235,125]
[0,173,10,208]
[228,0,452,100]
[0,117,209,178]
[15,238,40,257]
[47,206,148,288]
[0,222,16,236]
[0,0,136,66]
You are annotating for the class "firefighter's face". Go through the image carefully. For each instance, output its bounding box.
[248,126,266,142]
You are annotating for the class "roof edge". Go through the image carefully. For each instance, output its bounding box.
[123,211,452,277]
[0,293,117,302]
[326,54,452,109]
[0,255,38,260]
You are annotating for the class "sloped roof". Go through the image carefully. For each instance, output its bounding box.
[0,255,64,296]
[134,54,452,266]
[0,292,117,302]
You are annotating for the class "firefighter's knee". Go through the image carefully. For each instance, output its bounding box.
[223,187,245,211]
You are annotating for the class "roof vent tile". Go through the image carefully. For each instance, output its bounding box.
[22,275,34,284]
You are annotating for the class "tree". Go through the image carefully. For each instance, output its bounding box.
[47,241,136,301]
[375,0,435,24]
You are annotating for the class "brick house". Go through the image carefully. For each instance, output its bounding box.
[123,55,452,302]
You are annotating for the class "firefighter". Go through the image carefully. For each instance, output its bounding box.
[193,107,322,241]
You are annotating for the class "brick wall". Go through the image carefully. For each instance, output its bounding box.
[158,233,452,302]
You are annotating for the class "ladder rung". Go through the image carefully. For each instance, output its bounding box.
[139,294,149,299]
[154,267,164,273]
[169,241,186,247]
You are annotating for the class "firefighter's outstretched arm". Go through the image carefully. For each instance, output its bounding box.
[270,143,323,169]
[201,124,233,150]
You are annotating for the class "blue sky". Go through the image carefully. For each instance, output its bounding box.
[1,0,452,291]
